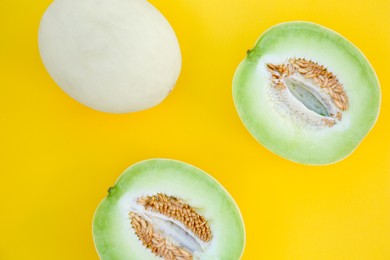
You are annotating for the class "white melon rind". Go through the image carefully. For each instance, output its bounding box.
[39,0,181,113]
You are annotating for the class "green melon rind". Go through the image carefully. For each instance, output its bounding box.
[233,21,381,165]
[93,159,246,259]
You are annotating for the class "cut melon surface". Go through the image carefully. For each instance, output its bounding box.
[93,159,245,260]
[233,22,381,165]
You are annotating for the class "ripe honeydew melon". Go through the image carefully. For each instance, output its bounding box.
[93,159,245,259]
[39,0,181,113]
[233,22,381,165]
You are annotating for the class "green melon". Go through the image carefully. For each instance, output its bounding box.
[93,159,245,259]
[233,22,381,165]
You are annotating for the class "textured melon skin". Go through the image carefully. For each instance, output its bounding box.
[93,159,245,259]
[233,22,381,165]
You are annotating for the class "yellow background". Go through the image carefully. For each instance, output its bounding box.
[1,0,390,259]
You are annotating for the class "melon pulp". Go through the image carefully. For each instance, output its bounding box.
[233,22,381,165]
[93,159,245,259]
[39,0,181,113]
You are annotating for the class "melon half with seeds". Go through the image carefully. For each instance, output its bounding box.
[233,22,381,165]
[93,159,245,259]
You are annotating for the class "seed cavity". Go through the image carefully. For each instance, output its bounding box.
[284,77,331,117]
[130,212,193,260]
[129,193,212,260]
[267,58,349,128]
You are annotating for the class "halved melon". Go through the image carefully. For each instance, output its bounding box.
[233,22,381,165]
[93,159,245,259]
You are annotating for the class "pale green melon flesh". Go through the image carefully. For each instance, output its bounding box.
[93,159,245,259]
[233,22,381,165]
